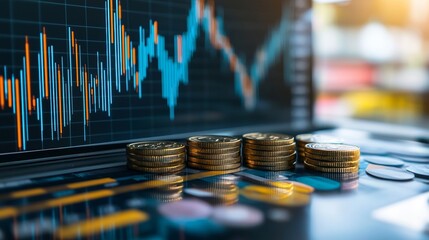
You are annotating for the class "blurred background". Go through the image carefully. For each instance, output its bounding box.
[313,0,429,126]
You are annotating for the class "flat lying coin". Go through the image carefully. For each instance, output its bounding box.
[304,158,359,168]
[243,152,296,162]
[406,165,429,178]
[188,151,240,160]
[244,143,296,152]
[363,156,404,167]
[128,157,185,167]
[187,136,241,148]
[243,148,295,157]
[128,163,185,174]
[305,143,360,157]
[188,146,240,154]
[244,159,296,167]
[187,156,241,166]
[243,133,294,145]
[296,134,343,144]
[304,162,359,173]
[127,141,185,155]
[305,152,360,162]
[127,152,186,162]
[366,165,414,181]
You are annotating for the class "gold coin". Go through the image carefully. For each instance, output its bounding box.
[126,152,186,162]
[244,142,296,151]
[187,156,241,166]
[245,163,295,171]
[187,161,241,171]
[188,146,240,154]
[305,143,360,157]
[242,133,294,145]
[304,152,360,162]
[127,157,185,167]
[304,162,359,173]
[243,152,296,162]
[187,136,241,149]
[126,141,185,155]
[304,158,359,168]
[243,148,295,157]
[127,163,185,174]
[188,151,240,160]
[244,159,296,167]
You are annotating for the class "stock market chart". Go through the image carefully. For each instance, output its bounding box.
[0,0,312,154]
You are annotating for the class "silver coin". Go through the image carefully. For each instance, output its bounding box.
[390,154,429,163]
[306,143,360,152]
[188,135,241,143]
[296,134,343,144]
[366,166,414,181]
[243,132,292,140]
[406,165,429,178]
[127,141,185,150]
[363,156,404,167]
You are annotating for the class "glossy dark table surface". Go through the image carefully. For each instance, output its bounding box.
[0,130,428,240]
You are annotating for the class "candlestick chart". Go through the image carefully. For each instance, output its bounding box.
[0,0,312,153]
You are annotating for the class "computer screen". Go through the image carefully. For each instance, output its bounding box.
[0,0,312,157]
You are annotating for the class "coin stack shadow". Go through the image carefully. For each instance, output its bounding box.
[242,133,297,171]
[126,141,186,174]
[303,143,360,173]
[145,175,184,202]
[186,136,242,171]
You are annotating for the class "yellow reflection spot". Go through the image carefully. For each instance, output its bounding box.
[67,178,116,189]
[0,207,18,219]
[56,209,149,239]
[11,188,47,198]
[46,190,114,207]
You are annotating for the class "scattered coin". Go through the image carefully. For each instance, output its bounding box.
[406,165,429,178]
[363,156,404,167]
[366,165,414,181]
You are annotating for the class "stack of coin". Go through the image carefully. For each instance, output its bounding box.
[296,134,343,162]
[303,143,360,173]
[242,133,296,171]
[126,141,186,174]
[187,136,242,171]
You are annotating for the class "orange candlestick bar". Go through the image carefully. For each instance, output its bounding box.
[110,0,114,43]
[7,79,12,108]
[0,75,4,109]
[177,35,182,63]
[43,28,49,99]
[15,79,22,150]
[132,47,136,65]
[135,71,139,92]
[127,35,131,60]
[57,65,63,135]
[154,21,158,44]
[32,96,36,109]
[119,0,122,19]
[75,42,79,87]
[84,66,89,125]
[71,31,75,50]
[25,36,32,112]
